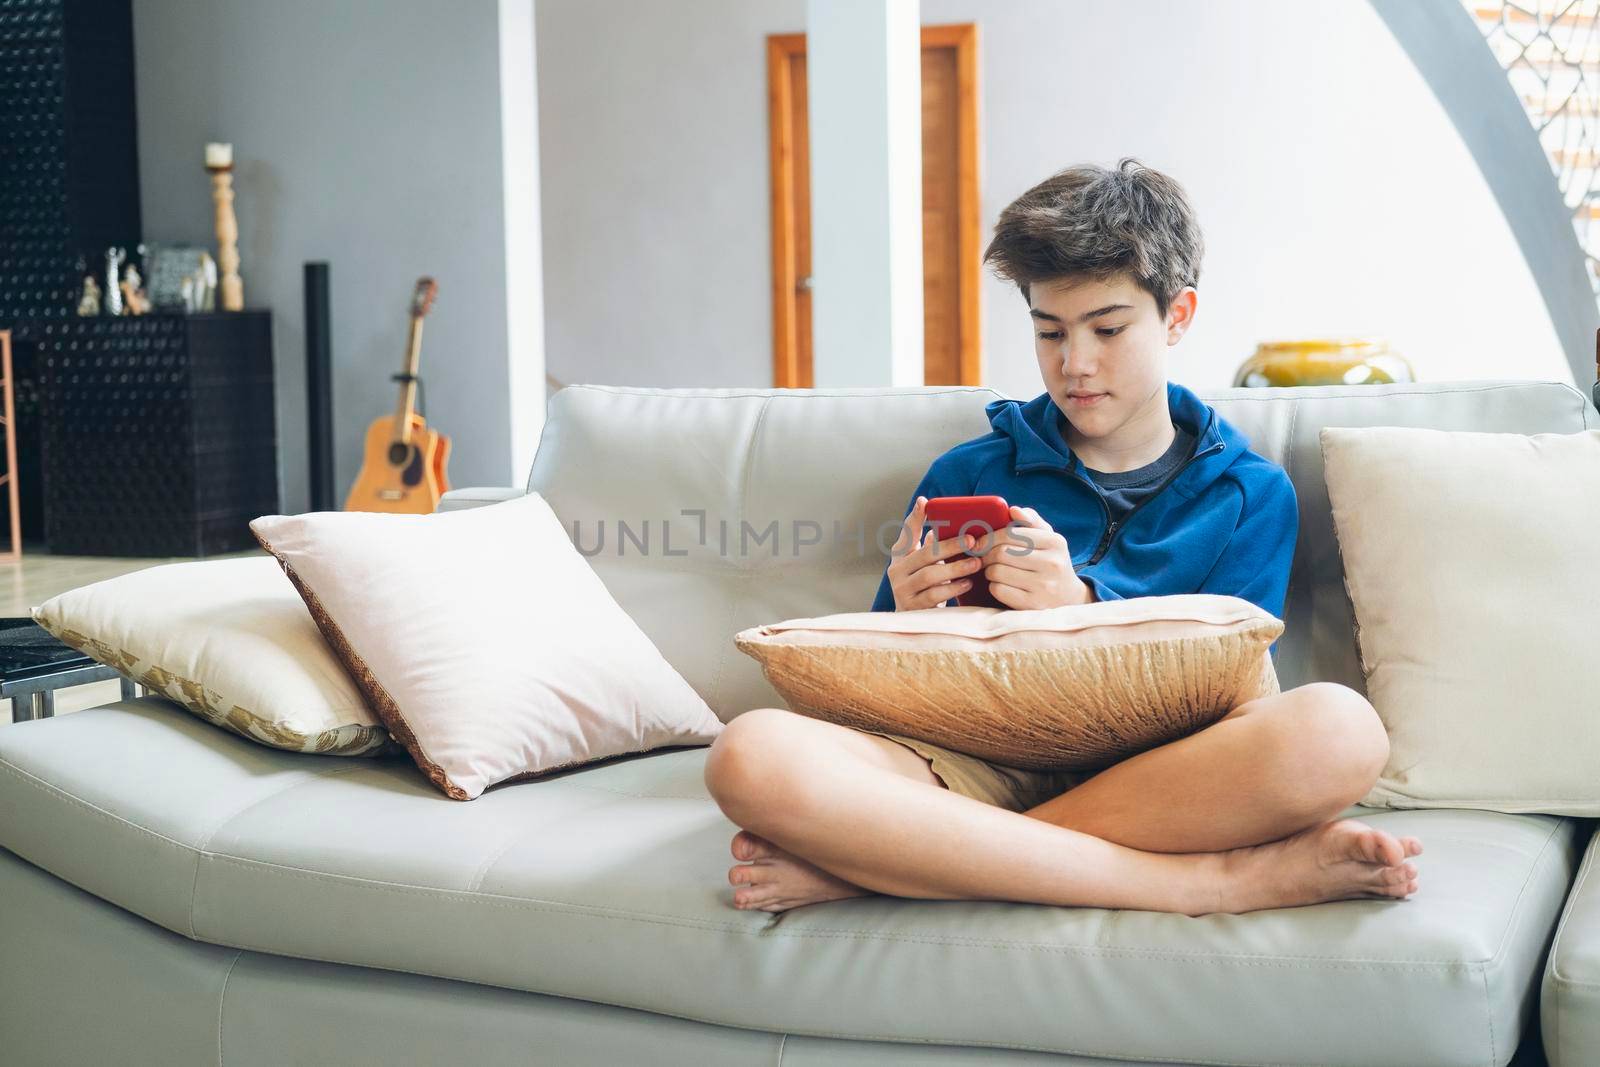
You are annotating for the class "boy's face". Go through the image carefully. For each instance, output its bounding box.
[1028,272,1196,440]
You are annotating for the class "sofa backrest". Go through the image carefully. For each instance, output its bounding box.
[526,380,1595,721]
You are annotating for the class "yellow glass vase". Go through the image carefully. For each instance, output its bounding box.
[1232,339,1415,388]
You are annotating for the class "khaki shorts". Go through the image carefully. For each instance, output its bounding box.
[866,730,1091,812]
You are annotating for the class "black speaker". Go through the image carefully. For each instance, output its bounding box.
[304,261,335,512]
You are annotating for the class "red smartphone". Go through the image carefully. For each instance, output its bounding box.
[922,495,1011,607]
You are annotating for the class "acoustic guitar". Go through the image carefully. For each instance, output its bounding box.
[344,278,452,513]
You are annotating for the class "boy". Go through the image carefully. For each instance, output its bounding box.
[704,159,1421,916]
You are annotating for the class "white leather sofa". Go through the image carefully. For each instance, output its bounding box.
[1,379,1596,1066]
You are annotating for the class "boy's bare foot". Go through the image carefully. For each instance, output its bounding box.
[1209,818,1424,916]
[722,821,1422,917]
[727,830,869,912]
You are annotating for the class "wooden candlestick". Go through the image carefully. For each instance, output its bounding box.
[206,146,244,312]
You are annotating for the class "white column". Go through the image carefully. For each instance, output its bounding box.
[805,0,923,387]
[499,0,545,483]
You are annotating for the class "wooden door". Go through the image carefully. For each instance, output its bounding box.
[767,24,981,388]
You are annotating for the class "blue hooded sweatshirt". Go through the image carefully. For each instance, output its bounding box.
[870,381,1298,658]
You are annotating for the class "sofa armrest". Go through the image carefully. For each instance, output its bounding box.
[437,486,526,513]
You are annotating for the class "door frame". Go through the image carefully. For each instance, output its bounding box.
[766,23,981,388]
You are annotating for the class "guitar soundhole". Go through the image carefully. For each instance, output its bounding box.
[402,447,425,486]
[386,441,425,487]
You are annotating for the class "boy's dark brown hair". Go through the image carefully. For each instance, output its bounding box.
[983,158,1204,316]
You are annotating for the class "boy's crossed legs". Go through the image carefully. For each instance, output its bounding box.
[704,681,1422,915]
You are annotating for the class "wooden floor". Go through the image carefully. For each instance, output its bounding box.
[1,548,260,722]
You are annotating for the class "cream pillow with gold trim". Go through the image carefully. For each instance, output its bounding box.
[735,595,1282,771]
[32,556,396,756]
[1322,424,1600,815]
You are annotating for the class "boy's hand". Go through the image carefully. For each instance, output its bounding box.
[887,496,984,610]
[980,505,1092,609]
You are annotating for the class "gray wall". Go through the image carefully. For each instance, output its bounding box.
[130,0,1573,509]
[535,0,795,389]
[535,0,1568,399]
[133,0,516,512]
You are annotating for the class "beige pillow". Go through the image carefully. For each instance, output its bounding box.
[250,492,723,801]
[1322,424,1600,815]
[32,556,396,756]
[735,595,1282,770]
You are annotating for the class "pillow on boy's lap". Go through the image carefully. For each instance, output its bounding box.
[735,595,1282,771]
[32,556,398,756]
[251,492,723,801]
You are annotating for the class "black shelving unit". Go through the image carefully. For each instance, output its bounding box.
[17,311,279,556]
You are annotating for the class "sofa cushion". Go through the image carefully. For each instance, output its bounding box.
[521,381,1593,722]
[0,698,1580,1067]
[1322,424,1600,815]
[734,595,1281,770]
[1542,824,1600,1067]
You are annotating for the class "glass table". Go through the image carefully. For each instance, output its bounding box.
[0,618,137,723]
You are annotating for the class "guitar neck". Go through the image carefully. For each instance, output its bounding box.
[391,316,426,443]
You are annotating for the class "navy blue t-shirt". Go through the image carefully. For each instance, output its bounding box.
[1075,423,1196,525]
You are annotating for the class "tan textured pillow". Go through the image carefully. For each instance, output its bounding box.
[32,556,396,756]
[1322,424,1600,815]
[735,595,1282,770]
[251,492,724,801]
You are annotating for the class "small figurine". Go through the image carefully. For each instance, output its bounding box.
[199,251,217,311]
[120,264,150,315]
[76,275,102,316]
[104,246,126,316]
